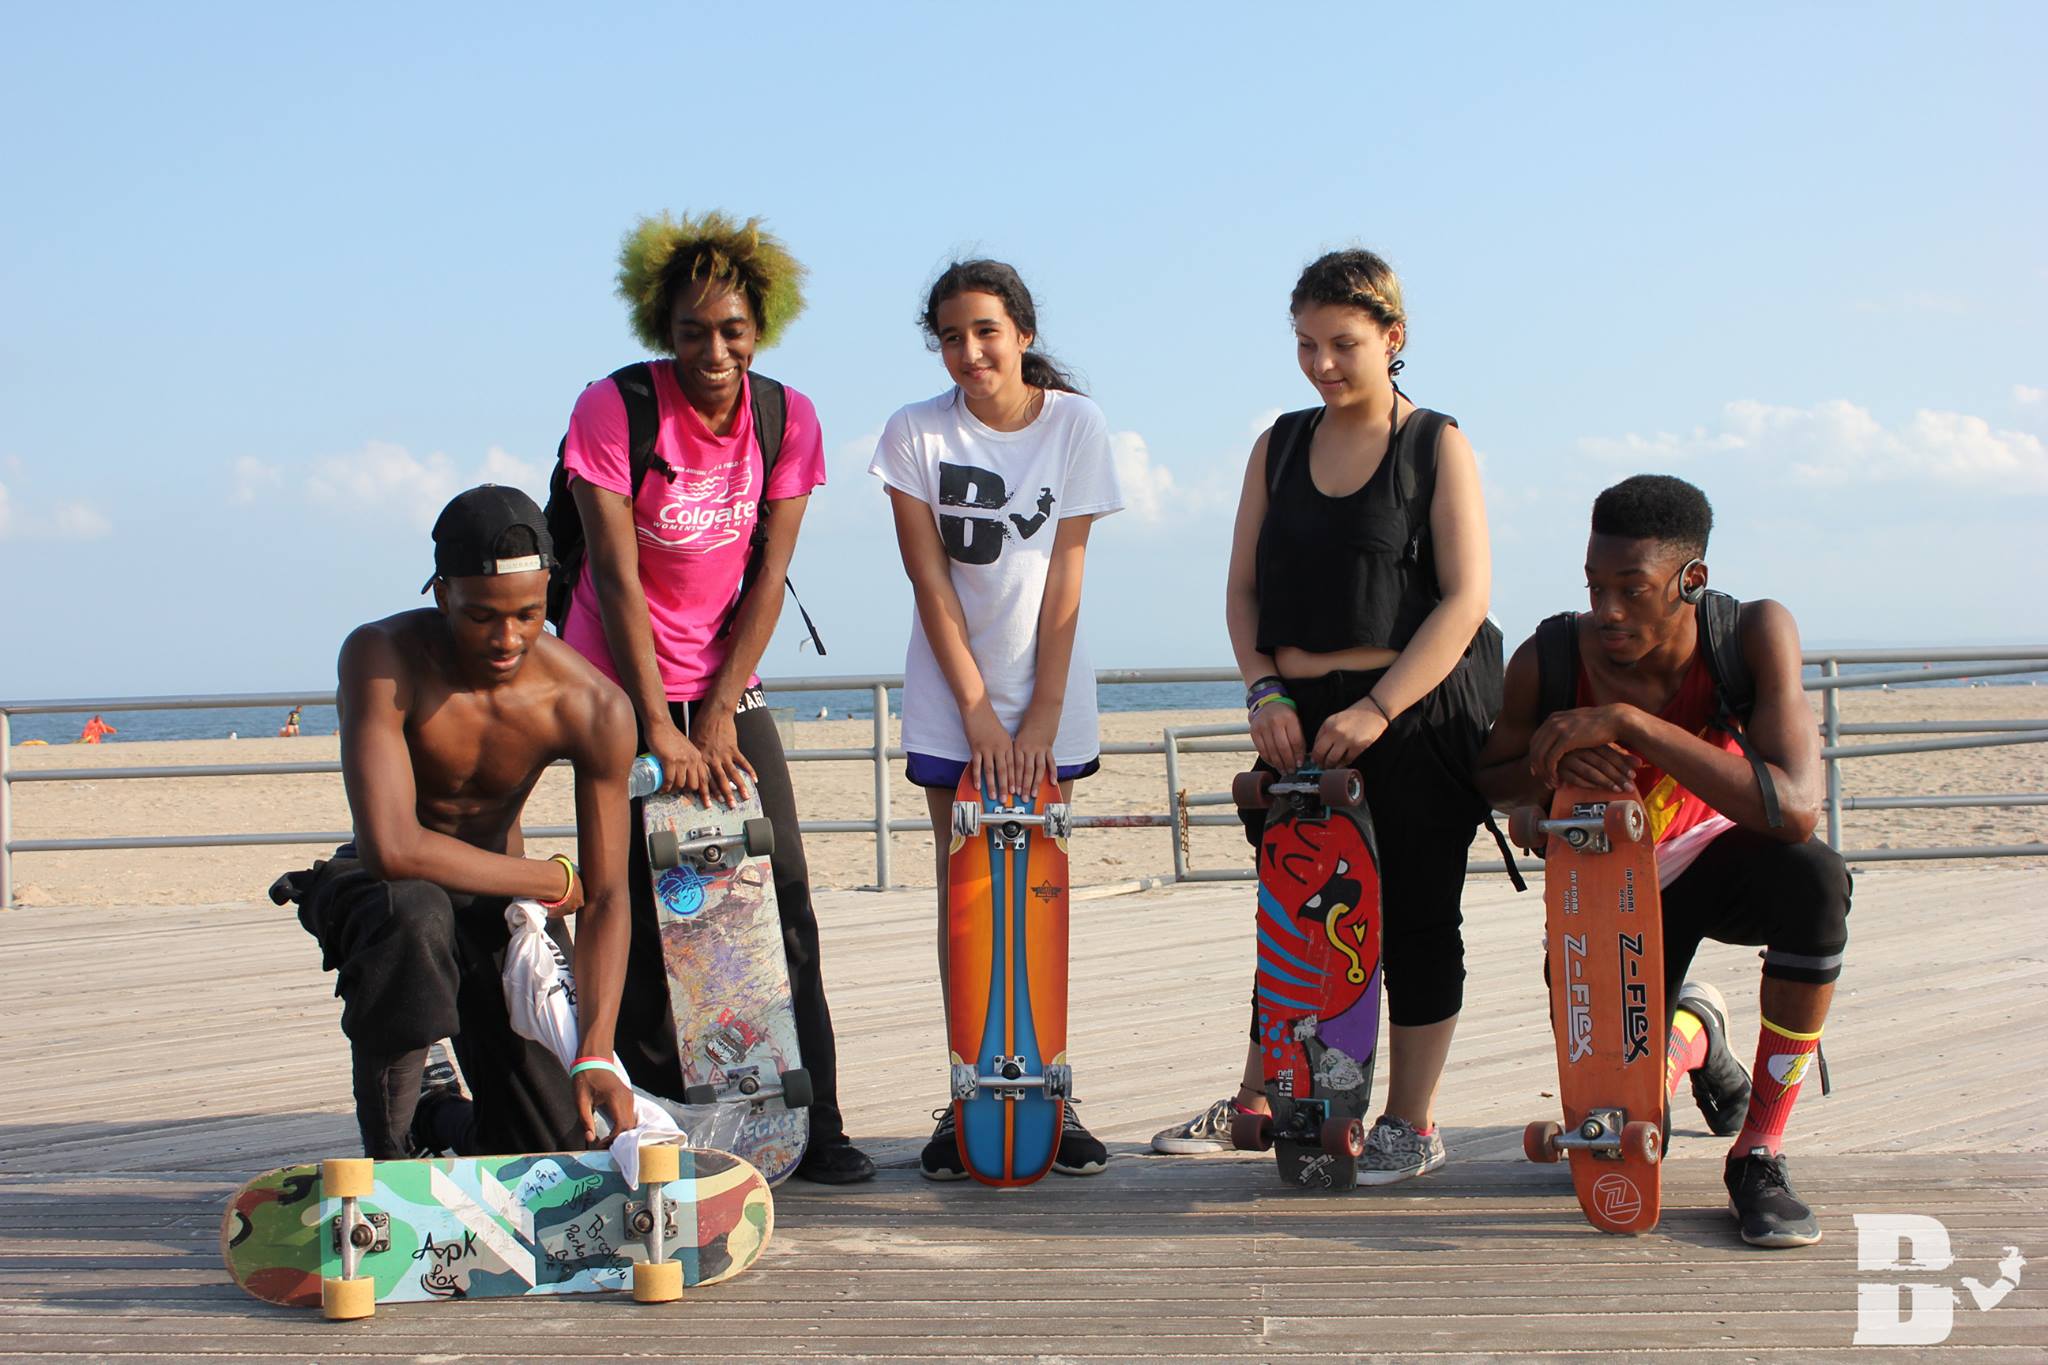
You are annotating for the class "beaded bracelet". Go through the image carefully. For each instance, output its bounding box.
[538,855,577,909]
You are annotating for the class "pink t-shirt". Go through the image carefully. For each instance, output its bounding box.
[559,365,826,700]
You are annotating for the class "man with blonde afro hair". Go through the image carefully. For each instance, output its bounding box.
[554,209,874,1183]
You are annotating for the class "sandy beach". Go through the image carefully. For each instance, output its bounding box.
[4,686,2042,908]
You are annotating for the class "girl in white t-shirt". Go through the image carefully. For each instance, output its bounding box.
[868,259,1124,1181]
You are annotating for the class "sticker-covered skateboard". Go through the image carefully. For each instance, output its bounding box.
[1229,765,1383,1190]
[644,786,809,1184]
[223,1145,770,1318]
[946,770,1072,1187]
[1512,786,1666,1234]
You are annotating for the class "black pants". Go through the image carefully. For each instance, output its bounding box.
[1239,665,1494,1029]
[1661,829,1853,998]
[292,852,585,1158]
[613,692,848,1144]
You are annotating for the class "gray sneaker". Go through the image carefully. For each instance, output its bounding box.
[1150,1096,1239,1154]
[1355,1115,1446,1185]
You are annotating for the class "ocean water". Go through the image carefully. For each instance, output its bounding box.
[6,669,2038,746]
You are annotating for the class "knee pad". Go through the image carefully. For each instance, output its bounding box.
[1760,843,1851,984]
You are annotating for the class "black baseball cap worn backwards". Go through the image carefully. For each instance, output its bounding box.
[422,484,558,592]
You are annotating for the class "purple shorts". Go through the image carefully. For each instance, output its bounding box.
[904,751,1101,791]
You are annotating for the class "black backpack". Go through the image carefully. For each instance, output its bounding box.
[542,363,823,652]
[1531,590,1781,827]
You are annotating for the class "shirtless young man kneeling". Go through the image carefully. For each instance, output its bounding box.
[278,485,641,1157]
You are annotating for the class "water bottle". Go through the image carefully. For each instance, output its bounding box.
[628,753,663,798]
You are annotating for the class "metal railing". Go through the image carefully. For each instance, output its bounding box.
[3,652,2044,905]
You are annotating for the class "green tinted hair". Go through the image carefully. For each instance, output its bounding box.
[616,210,808,353]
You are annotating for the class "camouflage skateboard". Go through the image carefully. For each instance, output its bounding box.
[222,1145,770,1318]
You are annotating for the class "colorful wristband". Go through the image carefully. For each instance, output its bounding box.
[1249,692,1296,717]
[538,855,577,909]
[569,1058,621,1080]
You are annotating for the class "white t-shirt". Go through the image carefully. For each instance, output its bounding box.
[868,387,1125,765]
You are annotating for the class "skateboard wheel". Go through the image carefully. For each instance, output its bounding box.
[1523,1120,1562,1164]
[741,817,775,859]
[1230,1109,1274,1152]
[780,1068,814,1109]
[1044,1063,1073,1098]
[647,829,681,870]
[950,1064,978,1100]
[682,1084,718,1106]
[1320,1116,1366,1158]
[632,1258,683,1303]
[322,1158,374,1199]
[321,1273,376,1320]
[952,801,981,837]
[638,1143,681,1185]
[1318,768,1364,807]
[1231,770,1274,810]
[1622,1120,1661,1165]
[1507,806,1540,851]
[1043,803,1072,841]
[1604,800,1647,845]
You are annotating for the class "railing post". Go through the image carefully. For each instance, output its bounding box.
[1163,726,1187,883]
[1,708,12,909]
[871,684,891,889]
[1822,658,1842,849]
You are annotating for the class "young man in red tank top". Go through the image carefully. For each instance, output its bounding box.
[1478,475,1850,1248]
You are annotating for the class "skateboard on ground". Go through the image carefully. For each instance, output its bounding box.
[223,1145,771,1318]
[1512,785,1666,1234]
[644,788,810,1184]
[1230,765,1383,1190]
[946,770,1072,1187]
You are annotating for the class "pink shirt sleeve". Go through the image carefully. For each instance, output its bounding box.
[561,378,632,496]
[766,387,828,500]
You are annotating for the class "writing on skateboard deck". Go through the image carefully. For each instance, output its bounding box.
[643,787,810,1184]
[1231,765,1384,1190]
[946,770,1072,1187]
[222,1145,771,1318]
[1514,786,1666,1234]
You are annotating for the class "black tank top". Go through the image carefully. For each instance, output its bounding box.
[1254,404,1458,655]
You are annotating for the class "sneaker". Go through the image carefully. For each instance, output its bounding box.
[1151,1096,1240,1154]
[794,1134,877,1185]
[406,1041,467,1158]
[1675,980,1752,1136]
[1052,1104,1108,1176]
[1725,1147,1822,1248]
[920,1109,968,1181]
[1355,1115,1447,1186]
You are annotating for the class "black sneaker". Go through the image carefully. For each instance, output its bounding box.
[920,1109,968,1181]
[794,1134,877,1185]
[406,1041,467,1158]
[1052,1103,1108,1176]
[1725,1147,1822,1248]
[1675,980,1751,1136]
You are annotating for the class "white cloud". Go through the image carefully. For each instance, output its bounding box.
[242,440,547,528]
[1248,407,1283,437]
[0,479,110,541]
[232,456,283,505]
[1110,430,1177,523]
[1581,399,2048,492]
[2016,384,2044,406]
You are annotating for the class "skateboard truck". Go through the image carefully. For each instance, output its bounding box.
[1511,800,1647,856]
[683,1066,814,1111]
[1523,1107,1662,1164]
[951,800,1072,844]
[320,1158,379,1321]
[648,817,775,872]
[952,1057,1072,1101]
[1232,766,1365,812]
[629,1144,684,1304]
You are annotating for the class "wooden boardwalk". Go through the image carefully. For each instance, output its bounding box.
[2,864,2043,1360]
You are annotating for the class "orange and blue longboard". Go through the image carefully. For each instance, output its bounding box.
[945,771,1071,1187]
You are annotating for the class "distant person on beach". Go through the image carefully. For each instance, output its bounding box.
[550,211,872,1184]
[871,259,1125,1180]
[1153,249,1502,1184]
[1476,474,1849,1249]
[272,486,640,1158]
[278,705,302,738]
[78,715,117,744]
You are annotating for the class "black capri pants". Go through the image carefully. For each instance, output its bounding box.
[1238,665,1492,1029]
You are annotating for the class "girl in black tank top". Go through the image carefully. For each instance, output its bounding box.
[1164,249,1500,1182]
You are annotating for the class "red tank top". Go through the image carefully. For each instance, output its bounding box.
[1576,651,1744,847]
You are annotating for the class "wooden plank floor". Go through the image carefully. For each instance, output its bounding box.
[1,864,2043,1360]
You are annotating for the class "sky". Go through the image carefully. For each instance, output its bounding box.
[2,3,2043,699]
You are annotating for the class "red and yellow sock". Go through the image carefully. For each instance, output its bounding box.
[1666,1007,1710,1098]
[1731,1017,1822,1157]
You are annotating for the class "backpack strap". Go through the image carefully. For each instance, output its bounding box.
[1533,611,1581,725]
[720,373,827,655]
[1264,409,1318,498]
[1696,591,1783,829]
[610,362,663,496]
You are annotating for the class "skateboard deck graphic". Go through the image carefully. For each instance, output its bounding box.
[946,771,1071,1187]
[1515,786,1666,1234]
[1231,766,1383,1189]
[644,789,809,1185]
[223,1146,771,1315]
